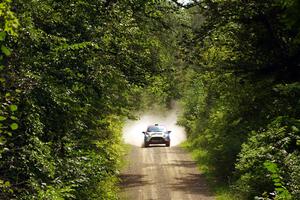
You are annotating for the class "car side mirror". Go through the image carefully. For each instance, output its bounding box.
[167,131,171,134]
[142,131,146,134]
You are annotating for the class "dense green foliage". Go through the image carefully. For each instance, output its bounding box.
[0,0,178,199]
[1,0,299,199]
[177,0,300,199]
[0,0,20,194]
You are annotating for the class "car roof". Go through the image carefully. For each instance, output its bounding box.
[147,124,165,128]
[147,125,167,132]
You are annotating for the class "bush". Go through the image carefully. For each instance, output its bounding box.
[235,117,300,199]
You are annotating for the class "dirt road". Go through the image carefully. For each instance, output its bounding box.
[119,145,215,200]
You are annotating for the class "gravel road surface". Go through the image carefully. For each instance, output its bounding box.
[119,145,215,200]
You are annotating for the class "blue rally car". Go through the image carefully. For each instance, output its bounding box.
[142,124,171,147]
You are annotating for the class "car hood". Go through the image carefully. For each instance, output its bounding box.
[146,132,165,136]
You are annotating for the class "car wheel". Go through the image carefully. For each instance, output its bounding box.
[166,142,170,147]
[144,142,149,148]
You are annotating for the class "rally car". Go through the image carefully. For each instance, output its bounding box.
[142,124,171,147]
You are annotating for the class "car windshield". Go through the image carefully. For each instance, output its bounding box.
[147,126,166,132]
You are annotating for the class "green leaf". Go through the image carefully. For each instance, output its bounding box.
[291,125,299,132]
[1,45,11,56]
[10,123,18,130]
[4,181,11,187]
[0,32,6,41]
[275,182,283,187]
[9,105,17,112]
[264,161,278,174]
[10,116,17,120]
[0,136,6,145]
[0,116,6,121]
[276,187,285,192]
[0,65,4,70]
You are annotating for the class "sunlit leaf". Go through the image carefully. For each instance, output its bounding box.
[9,105,17,112]
[0,136,6,145]
[4,181,11,187]
[1,45,11,56]
[10,116,17,120]
[10,123,18,130]
[0,32,6,41]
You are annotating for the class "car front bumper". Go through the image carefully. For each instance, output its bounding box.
[144,135,170,144]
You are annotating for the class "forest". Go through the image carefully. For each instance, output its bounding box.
[0,0,299,199]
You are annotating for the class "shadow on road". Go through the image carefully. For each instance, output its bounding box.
[168,173,213,197]
[119,174,151,188]
[119,145,215,199]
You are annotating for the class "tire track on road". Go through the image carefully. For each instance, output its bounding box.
[119,145,215,200]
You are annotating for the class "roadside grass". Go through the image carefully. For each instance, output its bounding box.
[117,143,132,199]
[181,141,240,200]
[119,143,132,169]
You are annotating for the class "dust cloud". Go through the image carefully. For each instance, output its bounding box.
[122,106,186,147]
